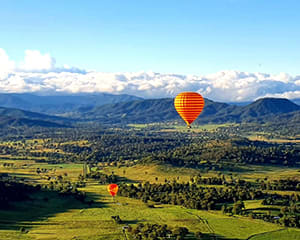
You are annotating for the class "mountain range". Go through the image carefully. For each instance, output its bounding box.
[0,93,299,127]
[76,97,300,124]
[0,108,68,128]
[0,93,142,115]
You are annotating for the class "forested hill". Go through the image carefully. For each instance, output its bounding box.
[0,97,299,127]
[292,98,300,105]
[0,107,70,128]
[75,98,236,123]
[76,97,300,124]
[0,93,142,115]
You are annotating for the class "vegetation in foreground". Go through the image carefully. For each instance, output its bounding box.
[0,123,299,239]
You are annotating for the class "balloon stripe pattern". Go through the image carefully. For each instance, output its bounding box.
[174,92,205,126]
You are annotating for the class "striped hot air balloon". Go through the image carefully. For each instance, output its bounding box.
[174,92,205,128]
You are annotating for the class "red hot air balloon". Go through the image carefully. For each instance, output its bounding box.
[174,92,205,128]
[107,184,119,197]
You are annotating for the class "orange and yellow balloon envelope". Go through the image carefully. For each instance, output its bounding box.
[107,184,118,197]
[174,92,205,127]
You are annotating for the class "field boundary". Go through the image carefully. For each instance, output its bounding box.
[246,228,286,240]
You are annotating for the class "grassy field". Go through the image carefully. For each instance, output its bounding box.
[1,159,300,239]
[104,164,203,184]
[127,123,236,132]
[239,165,300,182]
[247,135,300,143]
[249,229,300,240]
[0,184,284,240]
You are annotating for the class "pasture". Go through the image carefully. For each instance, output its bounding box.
[1,159,300,239]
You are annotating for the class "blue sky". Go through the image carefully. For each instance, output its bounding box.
[1,0,300,75]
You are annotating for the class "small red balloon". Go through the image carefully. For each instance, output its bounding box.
[107,184,118,197]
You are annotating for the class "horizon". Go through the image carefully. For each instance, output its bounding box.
[0,91,299,106]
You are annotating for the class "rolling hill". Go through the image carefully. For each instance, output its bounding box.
[223,98,300,123]
[0,116,67,128]
[0,107,70,128]
[75,98,236,123]
[0,93,142,115]
[76,97,300,124]
[292,98,300,106]
[0,96,298,127]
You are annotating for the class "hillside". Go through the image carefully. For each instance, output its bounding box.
[76,97,300,124]
[0,107,70,128]
[0,97,298,127]
[292,98,300,106]
[0,93,142,115]
[225,98,300,123]
[238,97,300,116]
[0,116,67,128]
[75,98,237,123]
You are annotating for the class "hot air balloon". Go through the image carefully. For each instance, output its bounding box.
[107,184,118,200]
[174,92,205,128]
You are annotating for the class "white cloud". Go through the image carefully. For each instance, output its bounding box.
[0,48,15,73]
[16,50,85,74]
[258,91,300,99]
[0,49,300,101]
[19,50,56,72]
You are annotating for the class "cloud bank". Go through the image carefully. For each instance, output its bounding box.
[1,48,300,102]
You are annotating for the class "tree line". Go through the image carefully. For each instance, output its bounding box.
[118,180,264,211]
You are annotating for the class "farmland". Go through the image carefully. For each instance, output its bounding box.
[0,124,300,239]
[0,160,292,240]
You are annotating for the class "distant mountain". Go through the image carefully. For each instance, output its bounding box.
[76,97,300,124]
[0,107,70,128]
[270,110,300,124]
[227,98,300,123]
[226,101,251,106]
[0,116,67,128]
[75,97,235,123]
[292,99,300,106]
[74,98,178,123]
[0,96,298,128]
[241,98,300,115]
[0,93,142,115]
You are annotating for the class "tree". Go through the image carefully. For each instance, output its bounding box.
[195,231,203,239]
[111,215,122,224]
[173,227,189,238]
[221,204,227,214]
[232,201,245,215]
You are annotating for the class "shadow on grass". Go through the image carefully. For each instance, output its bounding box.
[122,219,142,225]
[191,232,241,240]
[117,175,140,184]
[0,187,108,232]
[245,207,279,212]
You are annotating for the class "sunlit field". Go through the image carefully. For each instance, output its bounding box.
[1,158,300,240]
